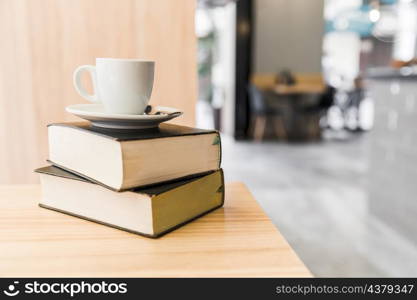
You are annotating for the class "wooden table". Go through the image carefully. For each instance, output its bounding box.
[0,183,311,277]
[273,83,325,95]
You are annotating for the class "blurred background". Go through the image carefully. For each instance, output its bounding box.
[197,0,417,277]
[2,0,417,276]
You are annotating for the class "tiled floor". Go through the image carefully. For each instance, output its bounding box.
[221,134,417,277]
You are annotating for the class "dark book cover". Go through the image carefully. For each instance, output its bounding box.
[36,166,225,238]
[48,122,220,142]
[35,165,224,196]
[46,122,222,192]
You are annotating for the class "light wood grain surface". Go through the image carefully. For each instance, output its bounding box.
[0,182,311,277]
[0,0,197,184]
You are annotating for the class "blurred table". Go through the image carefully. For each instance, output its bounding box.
[0,183,311,277]
[273,83,325,95]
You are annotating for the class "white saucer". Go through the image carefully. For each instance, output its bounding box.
[66,104,183,130]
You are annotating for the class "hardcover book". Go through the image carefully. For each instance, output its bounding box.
[47,122,221,191]
[36,166,224,238]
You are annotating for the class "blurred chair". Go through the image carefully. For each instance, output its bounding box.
[247,84,287,141]
[295,85,336,139]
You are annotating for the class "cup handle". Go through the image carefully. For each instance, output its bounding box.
[73,65,99,103]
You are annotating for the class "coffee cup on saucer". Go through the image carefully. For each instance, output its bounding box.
[73,58,155,115]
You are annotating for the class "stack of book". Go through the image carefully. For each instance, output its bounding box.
[35,122,223,238]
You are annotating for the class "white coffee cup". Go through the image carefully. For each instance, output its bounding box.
[73,58,155,114]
